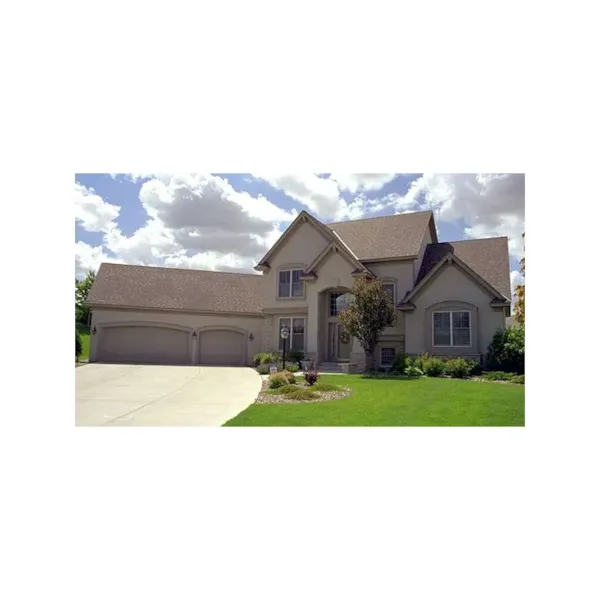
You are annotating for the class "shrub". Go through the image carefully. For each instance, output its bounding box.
[405,365,424,377]
[286,349,305,366]
[444,357,471,378]
[304,371,319,386]
[487,325,525,374]
[256,364,271,375]
[410,353,429,371]
[392,353,408,374]
[480,371,515,381]
[76,329,82,358]
[268,371,296,389]
[285,388,319,401]
[261,352,281,365]
[277,361,299,373]
[264,383,299,395]
[511,374,525,384]
[469,361,483,376]
[422,356,446,377]
[311,382,343,392]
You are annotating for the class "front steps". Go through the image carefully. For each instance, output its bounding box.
[317,362,350,374]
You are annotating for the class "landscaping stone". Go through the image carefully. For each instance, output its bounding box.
[255,377,351,404]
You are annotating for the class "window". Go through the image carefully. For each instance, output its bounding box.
[433,311,471,347]
[381,347,396,366]
[382,283,395,303]
[279,317,305,351]
[278,269,304,298]
[329,292,351,316]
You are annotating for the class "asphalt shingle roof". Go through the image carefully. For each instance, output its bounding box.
[88,263,264,314]
[415,237,511,300]
[326,210,434,261]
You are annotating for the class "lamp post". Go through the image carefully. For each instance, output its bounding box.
[280,325,290,371]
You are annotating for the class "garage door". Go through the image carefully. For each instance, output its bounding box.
[198,330,245,366]
[98,325,191,365]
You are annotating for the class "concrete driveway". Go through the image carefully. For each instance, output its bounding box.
[76,364,261,426]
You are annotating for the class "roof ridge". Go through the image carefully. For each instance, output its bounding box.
[432,236,509,245]
[327,209,433,227]
[100,262,262,277]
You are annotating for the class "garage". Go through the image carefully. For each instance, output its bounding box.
[98,325,191,365]
[198,329,245,366]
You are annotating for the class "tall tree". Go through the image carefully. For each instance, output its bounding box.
[337,277,396,371]
[76,270,96,326]
[514,233,525,325]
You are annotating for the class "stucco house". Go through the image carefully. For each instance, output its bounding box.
[87,209,511,372]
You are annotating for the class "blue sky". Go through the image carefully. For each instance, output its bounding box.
[74,173,524,294]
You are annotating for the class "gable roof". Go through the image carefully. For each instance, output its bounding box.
[88,263,264,314]
[255,210,336,270]
[326,210,437,261]
[413,237,511,301]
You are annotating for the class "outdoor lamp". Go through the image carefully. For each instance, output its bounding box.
[280,325,290,370]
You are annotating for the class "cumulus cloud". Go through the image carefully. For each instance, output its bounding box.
[75,174,297,274]
[330,173,397,194]
[510,269,525,306]
[75,241,120,277]
[75,182,120,233]
[392,173,525,259]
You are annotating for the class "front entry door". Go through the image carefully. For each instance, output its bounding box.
[328,323,352,361]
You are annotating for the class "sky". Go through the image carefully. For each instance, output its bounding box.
[74,173,525,299]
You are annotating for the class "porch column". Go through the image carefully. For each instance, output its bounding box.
[306,286,319,364]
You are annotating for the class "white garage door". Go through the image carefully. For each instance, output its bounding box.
[198,330,245,366]
[98,325,191,365]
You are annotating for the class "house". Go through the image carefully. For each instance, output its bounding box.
[87,209,511,371]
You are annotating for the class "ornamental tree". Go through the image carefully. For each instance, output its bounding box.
[514,233,525,326]
[337,276,396,371]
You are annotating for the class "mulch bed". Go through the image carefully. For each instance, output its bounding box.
[255,378,352,404]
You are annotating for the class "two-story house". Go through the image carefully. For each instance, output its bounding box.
[88,209,511,371]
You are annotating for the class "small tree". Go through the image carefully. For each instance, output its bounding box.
[337,277,396,371]
[76,270,96,326]
[514,233,525,326]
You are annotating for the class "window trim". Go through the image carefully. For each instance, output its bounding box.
[432,310,472,348]
[380,346,396,366]
[277,268,305,299]
[277,316,306,351]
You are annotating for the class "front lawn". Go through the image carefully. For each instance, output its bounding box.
[77,324,90,361]
[224,375,525,427]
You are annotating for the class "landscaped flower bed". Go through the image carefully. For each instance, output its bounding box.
[256,372,351,404]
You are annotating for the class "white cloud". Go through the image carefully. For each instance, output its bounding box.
[330,173,397,194]
[75,182,120,233]
[75,241,120,277]
[75,174,297,273]
[393,173,525,259]
[510,269,524,304]
[252,173,346,220]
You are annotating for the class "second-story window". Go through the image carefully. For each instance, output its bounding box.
[278,269,304,298]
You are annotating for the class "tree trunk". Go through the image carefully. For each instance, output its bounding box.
[364,351,374,372]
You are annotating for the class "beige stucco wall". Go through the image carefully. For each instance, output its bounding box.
[261,220,331,310]
[90,308,264,365]
[404,263,506,358]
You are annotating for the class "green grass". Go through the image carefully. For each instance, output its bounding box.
[224,375,525,427]
[77,324,90,361]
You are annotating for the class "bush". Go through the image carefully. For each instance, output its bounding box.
[408,353,429,371]
[469,361,483,376]
[479,371,515,381]
[76,329,82,358]
[285,389,319,401]
[405,365,424,377]
[392,353,408,374]
[264,383,299,395]
[511,374,525,384]
[256,364,271,375]
[422,356,446,377]
[286,349,305,366]
[277,361,299,373]
[311,382,343,392]
[268,371,296,389]
[487,325,525,374]
[444,357,471,378]
[304,371,319,386]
